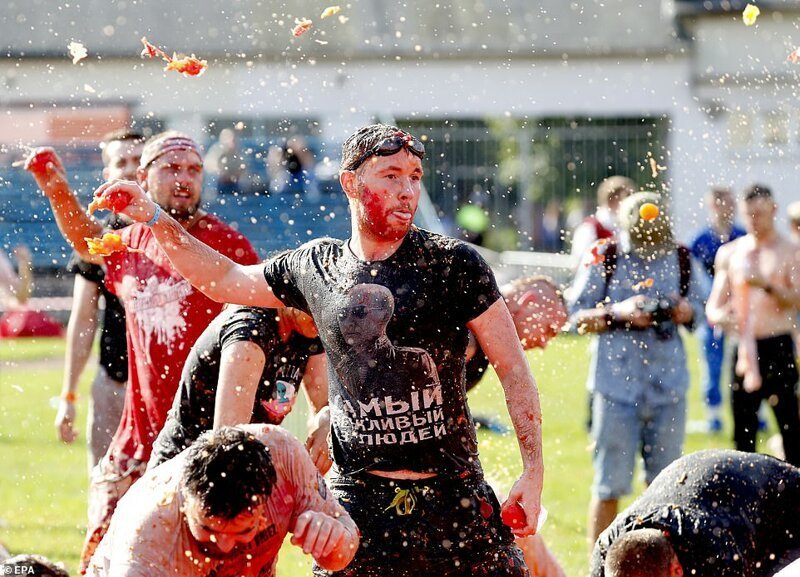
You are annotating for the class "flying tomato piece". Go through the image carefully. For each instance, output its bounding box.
[788,48,800,63]
[742,3,760,26]
[320,6,341,19]
[165,55,208,77]
[639,202,660,221]
[67,41,88,64]
[292,18,313,37]
[140,37,169,61]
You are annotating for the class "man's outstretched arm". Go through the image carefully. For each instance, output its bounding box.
[25,148,103,262]
[469,297,543,537]
[93,179,284,308]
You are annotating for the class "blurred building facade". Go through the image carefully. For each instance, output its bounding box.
[1,0,799,260]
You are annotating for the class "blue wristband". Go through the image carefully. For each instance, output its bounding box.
[145,204,161,227]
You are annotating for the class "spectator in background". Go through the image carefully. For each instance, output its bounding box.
[705,184,800,466]
[788,201,800,356]
[569,192,703,550]
[204,128,245,195]
[266,135,319,199]
[567,176,635,433]
[689,187,746,433]
[0,245,32,306]
[54,129,145,475]
[569,176,635,270]
[788,201,800,243]
[540,200,564,253]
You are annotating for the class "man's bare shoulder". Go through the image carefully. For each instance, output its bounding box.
[716,235,748,265]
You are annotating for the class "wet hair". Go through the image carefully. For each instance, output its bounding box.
[99,128,145,165]
[604,529,675,577]
[182,427,277,520]
[742,183,773,202]
[596,176,636,207]
[340,123,403,171]
[0,555,69,577]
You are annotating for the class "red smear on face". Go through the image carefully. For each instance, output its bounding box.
[361,185,408,242]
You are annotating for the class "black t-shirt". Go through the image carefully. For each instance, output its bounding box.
[263,227,502,477]
[590,449,800,577]
[154,306,323,462]
[66,215,129,382]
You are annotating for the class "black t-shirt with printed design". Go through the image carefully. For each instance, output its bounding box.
[262,226,502,477]
[150,306,322,466]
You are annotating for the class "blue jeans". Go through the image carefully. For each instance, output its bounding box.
[591,392,686,500]
[699,320,724,409]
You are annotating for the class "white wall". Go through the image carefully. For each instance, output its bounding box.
[6,51,796,240]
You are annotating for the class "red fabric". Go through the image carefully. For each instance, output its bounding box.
[0,308,63,338]
[103,215,258,467]
[583,215,614,240]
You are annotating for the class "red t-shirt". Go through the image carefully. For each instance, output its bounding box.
[104,215,259,466]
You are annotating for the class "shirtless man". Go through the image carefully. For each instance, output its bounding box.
[706,184,800,466]
[87,425,359,577]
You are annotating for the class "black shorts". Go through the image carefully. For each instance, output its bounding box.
[313,472,529,577]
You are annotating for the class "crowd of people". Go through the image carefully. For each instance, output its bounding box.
[2,122,799,577]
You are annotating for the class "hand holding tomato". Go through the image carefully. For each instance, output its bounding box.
[23,147,69,197]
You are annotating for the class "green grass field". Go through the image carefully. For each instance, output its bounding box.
[0,334,777,576]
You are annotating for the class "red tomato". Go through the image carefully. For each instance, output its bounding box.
[88,189,131,214]
[24,149,58,174]
[501,502,527,530]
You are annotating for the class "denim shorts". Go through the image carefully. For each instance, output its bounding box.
[590,392,686,500]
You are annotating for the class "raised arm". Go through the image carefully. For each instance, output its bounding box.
[55,274,101,444]
[213,340,267,429]
[705,243,736,331]
[25,148,103,262]
[11,245,33,304]
[468,297,543,537]
[93,180,283,307]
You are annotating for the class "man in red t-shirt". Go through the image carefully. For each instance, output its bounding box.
[26,132,259,572]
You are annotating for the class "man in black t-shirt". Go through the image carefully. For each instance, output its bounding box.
[93,123,545,577]
[590,450,800,577]
[54,129,144,473]
[148,305,330,472]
